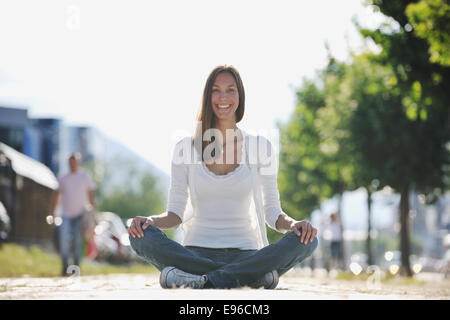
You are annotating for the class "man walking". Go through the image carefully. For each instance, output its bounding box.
[328,212,345,271]
[52,152,96,276]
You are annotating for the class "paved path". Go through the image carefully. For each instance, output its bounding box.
[1,270,449,300]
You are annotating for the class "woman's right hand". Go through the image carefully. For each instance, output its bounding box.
[128,216,154,238]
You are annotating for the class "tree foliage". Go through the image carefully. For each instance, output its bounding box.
[358,0,450,276]
[275,57,360,245]
[277,1,449,274]
[406,0,450,66]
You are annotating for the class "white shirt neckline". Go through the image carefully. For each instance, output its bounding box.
[201,162,244,179]
[200,131,246,179]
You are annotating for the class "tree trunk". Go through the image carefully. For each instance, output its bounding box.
[336,190,345,269]
[308,213,316,270]
[337,191,343,225]
[366,188,374,266]
[399,184,412,277]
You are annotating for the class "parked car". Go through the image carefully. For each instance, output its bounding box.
[93,211,136,263]
[0,201,11,245]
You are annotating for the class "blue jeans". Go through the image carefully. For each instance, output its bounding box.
[58,215,83,272]
[331,241,343,260]
[129,225,318,289]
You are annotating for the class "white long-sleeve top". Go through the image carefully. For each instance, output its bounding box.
[166,128,284,249]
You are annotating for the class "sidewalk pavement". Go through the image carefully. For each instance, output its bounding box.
[1,269,449,300]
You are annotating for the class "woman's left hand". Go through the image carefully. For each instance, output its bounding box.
[290,220,317,244]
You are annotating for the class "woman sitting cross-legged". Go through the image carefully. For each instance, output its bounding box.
[128,65,318,289]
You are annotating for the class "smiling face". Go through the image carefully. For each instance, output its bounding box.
[194,65,245,161]
[211,72,239,123]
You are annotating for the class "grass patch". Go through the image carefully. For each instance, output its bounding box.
[335,270,426,286]
[381,273,426,286]
[336,272,370,281]
[0,243,158,278]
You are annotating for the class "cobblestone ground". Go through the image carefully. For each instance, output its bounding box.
[0,269,449,300]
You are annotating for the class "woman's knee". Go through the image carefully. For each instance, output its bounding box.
[308,236,319,254]
[129,225,161,254]
[129,234,142,254]
[285,232,318,255]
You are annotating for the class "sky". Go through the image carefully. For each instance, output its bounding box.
[0,0,387,175]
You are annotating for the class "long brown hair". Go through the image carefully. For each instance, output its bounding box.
[192,65,245,161]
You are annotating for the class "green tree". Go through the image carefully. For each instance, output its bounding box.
[301,54,387,267]
[325,54,394,266]
[275,79,327,244]
[406,0,450,66]
[276,57,359,252]
[343,54,402,266]
[358,0,450,276]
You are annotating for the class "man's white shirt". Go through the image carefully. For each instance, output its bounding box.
[58,169,95,218]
